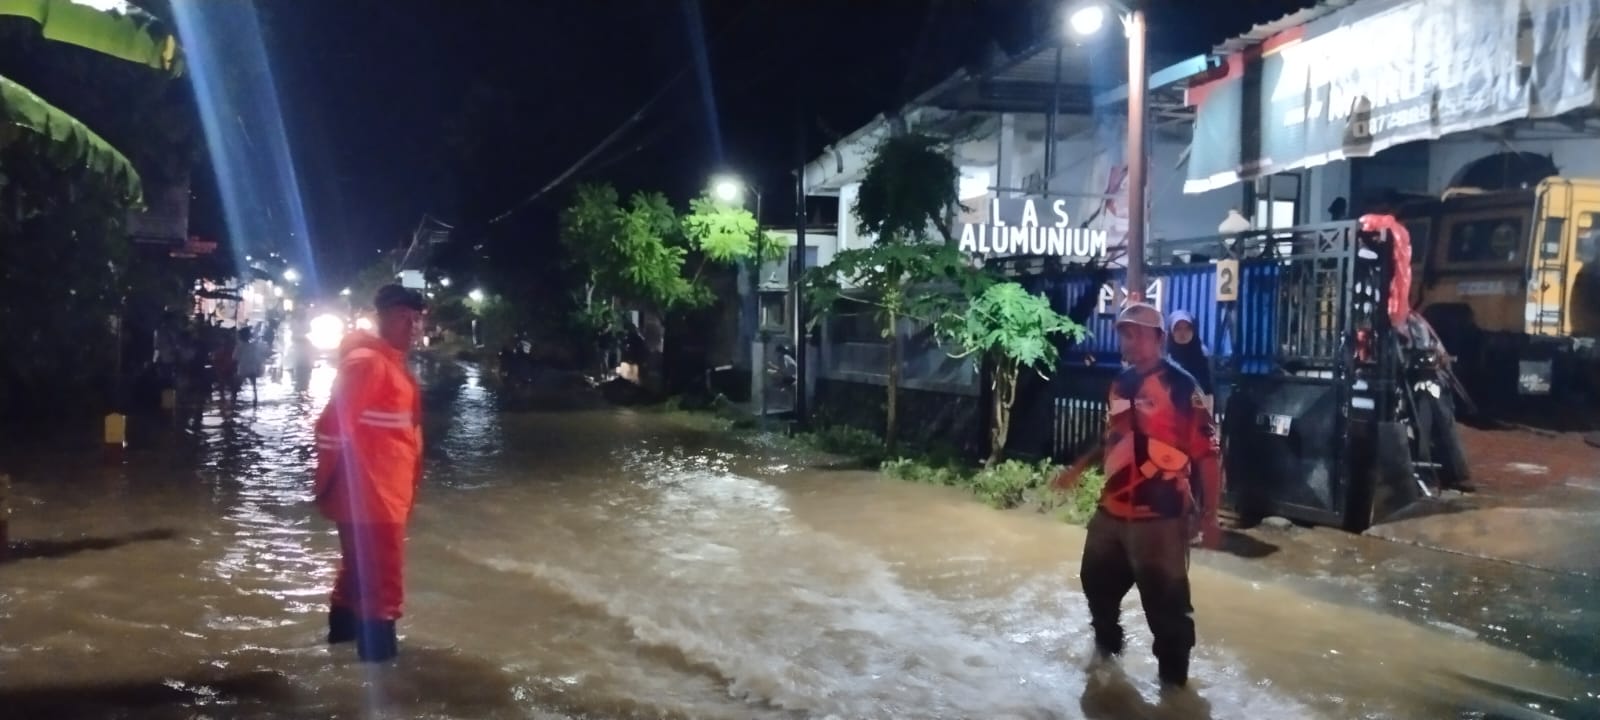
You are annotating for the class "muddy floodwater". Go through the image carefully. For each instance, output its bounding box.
[2,364,1596,719]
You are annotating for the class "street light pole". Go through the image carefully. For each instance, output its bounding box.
[748,187,766,429]
[1124,7,1148,302]
[1068,1,1149,303]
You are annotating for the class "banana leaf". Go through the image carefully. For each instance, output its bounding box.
[0,73,142,204]
[0,0,181,76]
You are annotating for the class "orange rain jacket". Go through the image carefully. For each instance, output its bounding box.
[313,331,422,524]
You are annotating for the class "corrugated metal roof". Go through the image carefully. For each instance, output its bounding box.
[1211,0,1357,54]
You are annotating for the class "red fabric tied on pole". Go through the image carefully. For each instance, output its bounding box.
[1360,214,1412,330]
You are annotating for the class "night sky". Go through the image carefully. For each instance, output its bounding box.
[208,0,1316,288]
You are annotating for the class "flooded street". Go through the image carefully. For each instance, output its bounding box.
[2,364,1596,719]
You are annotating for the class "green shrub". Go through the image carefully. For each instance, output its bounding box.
[801,424,886,463]
[1053,469,1107,525]
[880,457,963,486]
[969,458,1061,509]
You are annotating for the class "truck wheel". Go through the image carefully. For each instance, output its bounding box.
[1419,388,1472,490]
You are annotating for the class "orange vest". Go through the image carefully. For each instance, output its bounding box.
[313,331,422,524]
[1099,359,1219,520]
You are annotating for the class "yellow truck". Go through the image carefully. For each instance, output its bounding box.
[1401,177,1600,421]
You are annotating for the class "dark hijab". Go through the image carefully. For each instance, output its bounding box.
[1167,310,1214,395]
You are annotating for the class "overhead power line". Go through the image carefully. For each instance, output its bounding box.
[482,0,757,227]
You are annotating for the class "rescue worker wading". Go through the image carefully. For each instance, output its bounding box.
[1052,302,1222,689]
[313,284,426,663]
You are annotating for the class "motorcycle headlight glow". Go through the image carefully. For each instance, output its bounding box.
[308,313,345,351]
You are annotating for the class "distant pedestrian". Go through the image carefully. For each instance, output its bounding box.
[237,328,269,406]
[1166,310,1214,410]
[212,332,239,406]
[1052,302,1221,689]
[312,285,426,663]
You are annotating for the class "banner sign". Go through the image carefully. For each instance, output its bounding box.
[127,172,190,246]
[958,196,1109,259]
[1185,0,1597,194]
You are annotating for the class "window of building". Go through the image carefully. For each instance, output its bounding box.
[1255,199,1298,230]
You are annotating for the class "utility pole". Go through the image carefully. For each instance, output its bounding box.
[1124,7,1148,302]
[791,104,809,429]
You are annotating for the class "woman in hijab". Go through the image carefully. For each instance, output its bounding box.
[1167,310,1214,409]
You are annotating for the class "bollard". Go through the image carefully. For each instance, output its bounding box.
[0,473,9,561]
[104,412,127,463]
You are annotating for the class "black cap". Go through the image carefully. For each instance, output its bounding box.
[374,284,426,312]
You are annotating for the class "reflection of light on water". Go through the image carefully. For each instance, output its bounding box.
[307,364,334,400]
[439,363,501,475]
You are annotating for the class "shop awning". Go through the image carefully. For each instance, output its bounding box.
[1184,0,1599,194]
[0,73,143,204]
[0,0,182,76]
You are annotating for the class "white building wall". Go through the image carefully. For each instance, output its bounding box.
[836,182,863,250]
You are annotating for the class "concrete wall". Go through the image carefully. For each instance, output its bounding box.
[836,183,863,251]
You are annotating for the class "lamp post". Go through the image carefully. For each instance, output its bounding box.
[1069,1,1148,302]
[713,173,775,422]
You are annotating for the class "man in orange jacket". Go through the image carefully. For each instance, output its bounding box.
[313,284,425,662]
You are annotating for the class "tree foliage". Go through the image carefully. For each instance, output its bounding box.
[681,196,786,264]
[0,11,197,424]
[805,243,988,330]
[939,282,1085,466]
[854,132,963,246]
[560,183,692,316]
[559,183,787,338]
[347,251,401,312]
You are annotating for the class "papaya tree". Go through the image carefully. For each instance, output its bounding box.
[803,131,988,452]
[939,282,1085,466]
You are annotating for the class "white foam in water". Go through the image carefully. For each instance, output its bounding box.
[471,445,1326,718]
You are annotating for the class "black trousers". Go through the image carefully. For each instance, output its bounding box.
[1080,509,1195,680]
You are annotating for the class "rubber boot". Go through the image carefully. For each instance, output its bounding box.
[1157,653,1188,689]
[1092,628,1124,660]
[356,620,398,663]
[327,606,357,645]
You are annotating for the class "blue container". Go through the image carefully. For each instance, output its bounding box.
[1013,261,1292,375]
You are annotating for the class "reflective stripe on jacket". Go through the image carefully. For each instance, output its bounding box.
[313,330,422,524]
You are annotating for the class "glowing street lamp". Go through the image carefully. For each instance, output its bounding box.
[1068,3,1106,35]
[468,288,485,303]
[439,276,452,288]
[339,287,351,297]
[711,174,763,218]
[1067,0,1148,300]
[283,267,300,284]
[713,177,742,204]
